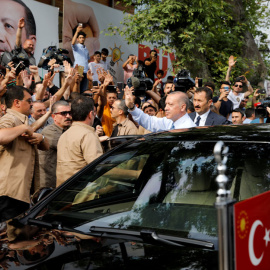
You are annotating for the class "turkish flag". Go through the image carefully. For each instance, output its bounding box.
[234,190,270,269]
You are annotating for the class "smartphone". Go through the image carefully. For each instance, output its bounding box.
[224,86,230,92]
[258,89,266,94]
[54,65,65,72]
[77,65,84,76]
[117,82,123,92]
[15,61,25,75]
[93,81,98,87]
[198,78,203,87]
[78,23,83,27]
[107,85,117,92]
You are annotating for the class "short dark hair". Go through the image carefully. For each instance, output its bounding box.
[13,0,36,36]
[166,76,174,83]
[195,87,213,101]
[187,101,195,112]
[71,96,94,121]
[101,48,109,56]
[220,81,231,87]
[232,108,245,118]
[245,108,255,118]
[157,70,164,76]
[150,49,157,55]
[5,86,29,108]
[234,77,243,84]
[94,51,101,56]
[204,82,215,91]
[77,31,86,38]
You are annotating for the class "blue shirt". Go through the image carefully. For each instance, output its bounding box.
[72,44,90,73]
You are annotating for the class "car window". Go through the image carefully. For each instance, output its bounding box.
[37,141,270,242]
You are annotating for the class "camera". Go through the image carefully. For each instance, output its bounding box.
[1,50,30,74]
[255,97,270,118]
[127,65,153,97]
[38,46,72,70]
[173,69,195,92]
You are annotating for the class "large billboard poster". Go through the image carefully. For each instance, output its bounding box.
[20,0,59,66]
[63,0,175,83]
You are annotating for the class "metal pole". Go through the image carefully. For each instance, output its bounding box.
[214,141,234,270]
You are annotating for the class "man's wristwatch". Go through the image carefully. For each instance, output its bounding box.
[218,99,223,102]
[41,135,45,142]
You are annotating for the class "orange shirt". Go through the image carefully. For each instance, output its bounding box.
[101,103,116,137]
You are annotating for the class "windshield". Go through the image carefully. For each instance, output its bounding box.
[36,140,270,242]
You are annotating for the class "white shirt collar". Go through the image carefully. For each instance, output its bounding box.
[195,110,211,126]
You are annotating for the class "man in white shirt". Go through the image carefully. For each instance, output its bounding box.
[125,89,196,131]
[88,51,104,84]
[189,87,228,126]
[228,76,254,109]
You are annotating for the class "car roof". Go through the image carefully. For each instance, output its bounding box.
[141,124,270,143]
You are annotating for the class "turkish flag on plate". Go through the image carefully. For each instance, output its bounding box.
[234,190,270,269]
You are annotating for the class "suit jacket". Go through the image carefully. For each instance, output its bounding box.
[189,110,229,126]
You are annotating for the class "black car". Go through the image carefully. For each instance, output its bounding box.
[1,124,270,269]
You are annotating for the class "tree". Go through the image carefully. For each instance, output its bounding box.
[107,0,270,87]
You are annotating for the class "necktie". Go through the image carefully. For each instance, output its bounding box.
[171,124,175,130]
[195,116,201,126]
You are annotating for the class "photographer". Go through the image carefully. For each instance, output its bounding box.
[15,18,36,66]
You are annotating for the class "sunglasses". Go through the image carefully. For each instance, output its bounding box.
[54,111,72,116]
[234,84,243,88]
[21,98,32,104]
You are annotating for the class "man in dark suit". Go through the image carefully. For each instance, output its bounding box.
[189,87,229,126]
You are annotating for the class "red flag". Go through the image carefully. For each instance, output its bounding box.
[234,190,270,269]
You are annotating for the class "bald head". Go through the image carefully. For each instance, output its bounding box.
[23,39,34,54]
[165,91,189,122]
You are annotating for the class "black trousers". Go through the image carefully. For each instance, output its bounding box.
[0,196,29,222]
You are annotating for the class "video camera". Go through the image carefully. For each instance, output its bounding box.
[255,97,270,118]
[1,50,30,75]
[38,46,72,70]
[173,69,195,92]
[127,65,153,97]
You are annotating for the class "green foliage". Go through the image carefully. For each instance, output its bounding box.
[105,0,270,83]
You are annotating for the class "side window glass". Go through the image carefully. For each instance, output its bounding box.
[72,154,149,205]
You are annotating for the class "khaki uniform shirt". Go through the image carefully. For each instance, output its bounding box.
[57,122,103,186]
[0,109,39,203]
[138,125,152,135]
[113,118,138,136]
[39,123,63,188]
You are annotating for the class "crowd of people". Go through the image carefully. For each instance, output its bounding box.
[0,17,268,223]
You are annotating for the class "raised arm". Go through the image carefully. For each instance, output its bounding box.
[15,18,25,48]
[31,97,56,132]
[0,125,33,145]
[225,55,236,83]
[71,25,83,45]
[242,76,254,97]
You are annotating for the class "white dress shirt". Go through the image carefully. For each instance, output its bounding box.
[129,107,196,132]
[194,110,211,126]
